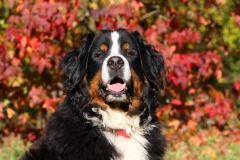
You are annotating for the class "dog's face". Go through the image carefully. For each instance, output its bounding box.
[87,30,143,105]
[61,29,165,114]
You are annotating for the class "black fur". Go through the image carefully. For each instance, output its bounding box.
[21,29,166,160]
[131,31,166,89]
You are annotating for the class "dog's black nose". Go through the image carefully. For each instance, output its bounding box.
[107,56,124,70]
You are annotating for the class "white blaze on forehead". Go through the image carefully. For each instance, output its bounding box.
[110,31,120,54]
[101,31,131,85]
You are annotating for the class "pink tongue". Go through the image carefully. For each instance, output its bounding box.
[108,83,125,92]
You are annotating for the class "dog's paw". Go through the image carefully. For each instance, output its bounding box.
[82,104,102,120]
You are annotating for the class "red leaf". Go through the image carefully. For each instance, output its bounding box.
[20,36,27,47]
[168,72,178,86]
[38,57,52,73]
[67,12,77,29]
[233,79,240,91]
[208,107,217,118]
[11,58,21,67]
[74,0,82,10]
[215,67,222,79]
[198,16,210,25]
[178,76,188,90]
[28,87,45,106]
[27,132,37,141]
[154,18,170,35]
[182,0,187,4]
[188,88,196,94]
[131,1,143,10]
[171,99,182,106]
[187,120,197,130]
[16,4,24,13]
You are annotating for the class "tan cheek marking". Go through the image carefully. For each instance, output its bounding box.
[122,43,130,51]
[88,71,109,110]
[128,69,143,114]
[100,44,108,52]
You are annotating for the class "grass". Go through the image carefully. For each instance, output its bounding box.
[0,134,31,160]
[0,134,239,160]
[165,142,240,160]
[165,134,240,160]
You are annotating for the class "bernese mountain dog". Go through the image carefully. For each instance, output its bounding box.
[21,29,166,160]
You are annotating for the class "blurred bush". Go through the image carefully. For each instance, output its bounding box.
[0,0,240,145]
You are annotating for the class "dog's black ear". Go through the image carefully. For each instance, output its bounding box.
[131,31,166,89]
[60,32,95,90]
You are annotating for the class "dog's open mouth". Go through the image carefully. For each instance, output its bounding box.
[99,76,131,102]
[106,77,128,95]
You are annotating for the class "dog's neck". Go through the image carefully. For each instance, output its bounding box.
[113,101,121,108]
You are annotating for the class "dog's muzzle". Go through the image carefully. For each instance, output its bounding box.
[101,55,131,102]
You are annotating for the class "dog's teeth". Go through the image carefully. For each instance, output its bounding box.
[92,108,99,112]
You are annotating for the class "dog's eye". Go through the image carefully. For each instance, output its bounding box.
[96,52,104,58]
[126,50,134,57]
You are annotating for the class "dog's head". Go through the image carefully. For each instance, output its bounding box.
[60,29,165,114]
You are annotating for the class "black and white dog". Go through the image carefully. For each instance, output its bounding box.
[21,29,166,160]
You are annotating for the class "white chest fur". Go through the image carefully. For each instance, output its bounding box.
[104,131,148,160]
[84,108,151,160]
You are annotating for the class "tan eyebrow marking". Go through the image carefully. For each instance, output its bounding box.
[100,44,108,52]
[122,43,130,51]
